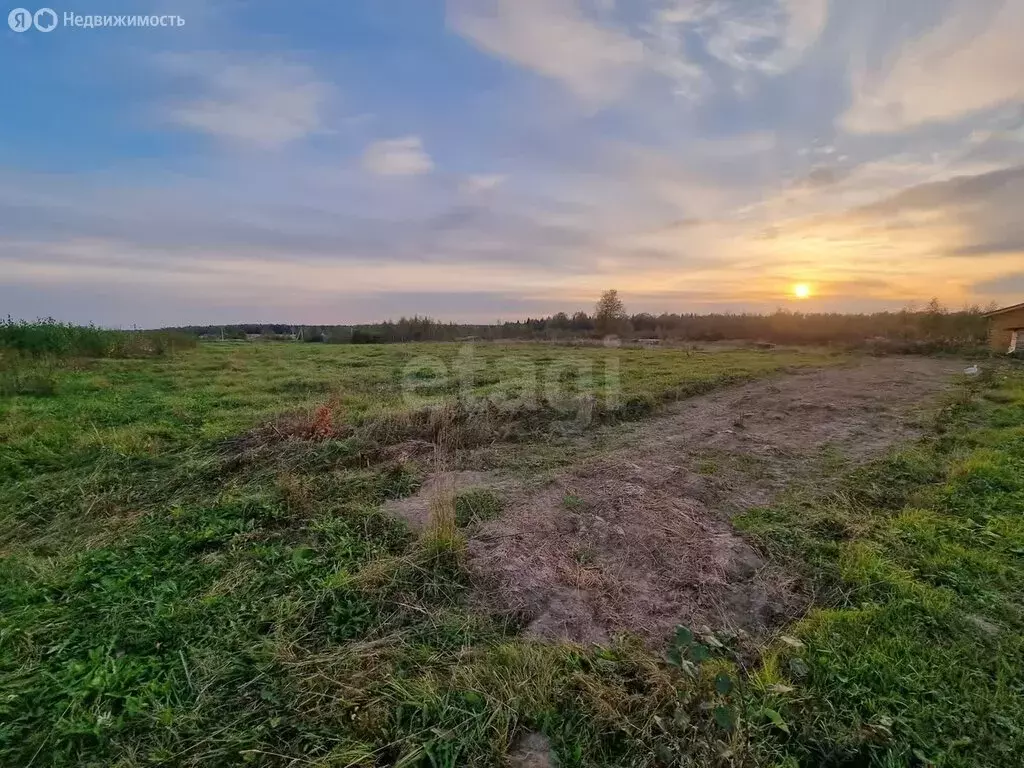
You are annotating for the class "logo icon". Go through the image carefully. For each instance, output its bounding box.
[8,7,32,31]
[33,7,56,30]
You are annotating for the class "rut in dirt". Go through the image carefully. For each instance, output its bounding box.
[386,356,967,646]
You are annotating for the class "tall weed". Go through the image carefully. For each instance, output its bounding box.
[0,317,195,359]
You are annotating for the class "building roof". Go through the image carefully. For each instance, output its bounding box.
[983,301,1024,318]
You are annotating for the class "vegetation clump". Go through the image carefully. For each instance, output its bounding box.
[0,318,196,396]
[454,489,503,526]
[1,317,194,358]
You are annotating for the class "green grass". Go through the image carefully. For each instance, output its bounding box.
[4,340,1021,766]
[737,366,1024,767]
[4,340,832,766]
[0,319,196,399]
[0,341,838,480]
[454,489,504,527]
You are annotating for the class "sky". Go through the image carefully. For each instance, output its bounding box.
[1,0,1023,327]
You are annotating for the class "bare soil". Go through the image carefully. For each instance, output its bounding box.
[388,357,965,646]
[506,732,553,768]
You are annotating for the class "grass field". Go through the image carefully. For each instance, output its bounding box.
[0,341,838,481]
[1,341,1022,766]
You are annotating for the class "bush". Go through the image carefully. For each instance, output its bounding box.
[0,318,195,359]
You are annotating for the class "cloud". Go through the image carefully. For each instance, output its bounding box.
[459,174,506,194]
[857,165,1024,218]
[776,0,829,68]
[9,0,1024,326]
[791,166,848,189]
[842,0,1024,133]
[948,239,1024,258]
[0,164,599,278]
[759,163,1024,294]
[362,136,434,176]
[972,273,1024,296]
[447,0,644,106]
[674,0,827,74]
[448,0,827,105]
[161,54,330,148]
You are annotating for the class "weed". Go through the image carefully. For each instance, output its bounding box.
[454,489,503,526]
[570,544,597,566]
[422,477,464,557]
[697,459,719,475]
[562,493,585,512]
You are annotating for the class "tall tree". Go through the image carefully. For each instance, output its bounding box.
[595,289,627,336]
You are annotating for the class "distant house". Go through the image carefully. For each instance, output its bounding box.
[984,302,1024,353]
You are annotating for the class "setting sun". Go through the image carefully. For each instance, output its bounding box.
[792,283,812,299]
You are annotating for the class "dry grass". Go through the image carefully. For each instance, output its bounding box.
[422,427,466,557]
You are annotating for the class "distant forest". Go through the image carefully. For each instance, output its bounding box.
[170,297,993,350]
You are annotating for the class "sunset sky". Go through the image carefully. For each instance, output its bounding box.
[2,0,1023,326]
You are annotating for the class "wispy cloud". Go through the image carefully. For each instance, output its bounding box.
[842,0,1024,133]
[161,54,331,147]
[657,0,827,75]
[459,174,506,194]
[448,0,828,107]
[362,136,434,176]
[447,0,644,106]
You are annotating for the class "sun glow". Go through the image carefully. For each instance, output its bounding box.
[792,283,812,299]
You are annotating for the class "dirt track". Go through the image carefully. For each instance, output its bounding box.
[389,356,967,646]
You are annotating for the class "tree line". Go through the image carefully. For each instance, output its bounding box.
[170,292,993,349]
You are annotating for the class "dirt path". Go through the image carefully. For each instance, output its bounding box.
[389,356,967,646]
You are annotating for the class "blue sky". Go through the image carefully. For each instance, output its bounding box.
[2,0,1023,327]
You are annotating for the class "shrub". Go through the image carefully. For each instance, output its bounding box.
[0,318,195,359]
